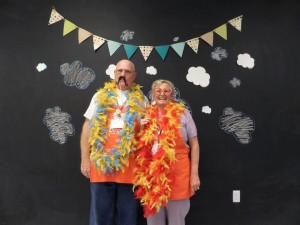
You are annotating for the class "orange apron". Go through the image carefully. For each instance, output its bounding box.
[169,132,192,200]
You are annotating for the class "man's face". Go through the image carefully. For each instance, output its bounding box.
[114,60,136,90]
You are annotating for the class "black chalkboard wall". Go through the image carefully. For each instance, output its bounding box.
[1,0,300,224]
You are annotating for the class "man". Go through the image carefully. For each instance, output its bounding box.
[80,59,148,225]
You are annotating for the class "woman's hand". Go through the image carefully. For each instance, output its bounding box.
[190,173,200,194]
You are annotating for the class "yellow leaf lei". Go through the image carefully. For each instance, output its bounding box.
[134,101,185,217]
[89,81,145,174]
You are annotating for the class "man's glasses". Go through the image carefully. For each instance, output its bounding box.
[115,69,134,76]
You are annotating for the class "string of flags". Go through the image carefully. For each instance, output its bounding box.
[48,7,243,61]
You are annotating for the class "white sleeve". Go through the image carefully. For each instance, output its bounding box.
[83,93,97,120]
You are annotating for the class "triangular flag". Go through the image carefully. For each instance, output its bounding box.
[214,24,227,40]
[124,44,138,59]
[186,38,199,53]
[139,46,153,61]
[228,15,243,32]
[171,42,185,57]
[107,40,122,56]
[200,32,214,46]
[155,45,169,60]
[63,19,78,36]
[48,8,64,25]
[78,28,92,44]
[93,35,106,51]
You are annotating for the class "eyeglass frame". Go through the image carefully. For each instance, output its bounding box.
[114,68,135,76]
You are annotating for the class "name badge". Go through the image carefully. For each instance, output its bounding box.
[110,118,124,129]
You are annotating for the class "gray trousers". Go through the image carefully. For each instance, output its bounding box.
[147,199,190,225]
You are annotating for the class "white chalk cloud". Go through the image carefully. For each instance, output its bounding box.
[106,64,116,79]
[237,53,255,69]
[36,63,47,72]
[146,66,157,75]
[202,106,212,114]
[186,66,210,87]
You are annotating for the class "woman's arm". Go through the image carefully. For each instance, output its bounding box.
[189,135,200,194]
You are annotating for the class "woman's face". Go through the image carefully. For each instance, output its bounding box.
[153,83,173,108]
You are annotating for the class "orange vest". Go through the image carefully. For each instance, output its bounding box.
[90,107,138,183]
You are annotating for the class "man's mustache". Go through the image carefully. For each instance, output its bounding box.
[116,76,128,86]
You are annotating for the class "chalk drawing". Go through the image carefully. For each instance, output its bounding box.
[219,107,255,144]
[43,106,75,144]
[230,77,241,88]
[60,61,95,89]
[211,47,228,61]
[120,30,135,41]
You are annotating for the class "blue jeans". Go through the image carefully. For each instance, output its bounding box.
[89,182,138,225]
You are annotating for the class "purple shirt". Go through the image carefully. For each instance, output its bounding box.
[180,109,198,144]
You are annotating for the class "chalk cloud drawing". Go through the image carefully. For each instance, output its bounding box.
[211,47,228,61]
[202,106,212,114]
[219,107,255,144]
[230,77,241,88]
[147,87,192,114]
[60,61,95,89]
[237,53,255,69]
[186,66,210,87]
[146,66,157,75]
[36,63,47,72]
[173,37,179,42]
[106,64,116,79]
[120,30,135,41]
[43,106,75,144]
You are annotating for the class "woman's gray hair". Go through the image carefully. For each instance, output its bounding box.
[151,79,175,94]
[151,79,175,103]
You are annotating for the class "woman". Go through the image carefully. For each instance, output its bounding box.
[134,79,200,225]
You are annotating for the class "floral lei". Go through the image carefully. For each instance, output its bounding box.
[134,101,185,217]
[89,81,145,174]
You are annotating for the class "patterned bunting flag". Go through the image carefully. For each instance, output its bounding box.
[186,38,199,53]
[139,46,153,61]
[48,8,64,25]
[155,45,169,60]
[63,19,78,36]
[228,15,243,32]
[78,28,92,44]
[171,42,185,57]
[200,32,214,46]
[124,44,138,59]
[49,7,242,61]
[93,35,106,51]
[107,40,122,56]
[214,24,227,40]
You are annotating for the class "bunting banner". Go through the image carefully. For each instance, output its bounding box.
[48,7,243,61]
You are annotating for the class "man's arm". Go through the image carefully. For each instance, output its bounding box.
[80,119,91,178]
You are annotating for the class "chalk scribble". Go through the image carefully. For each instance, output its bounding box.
[43,106,75,144]
[120,30,135,41]
[211,47,228,61]
[60,61,95,89]
[219,107,255,144]
[230,77,241,88]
